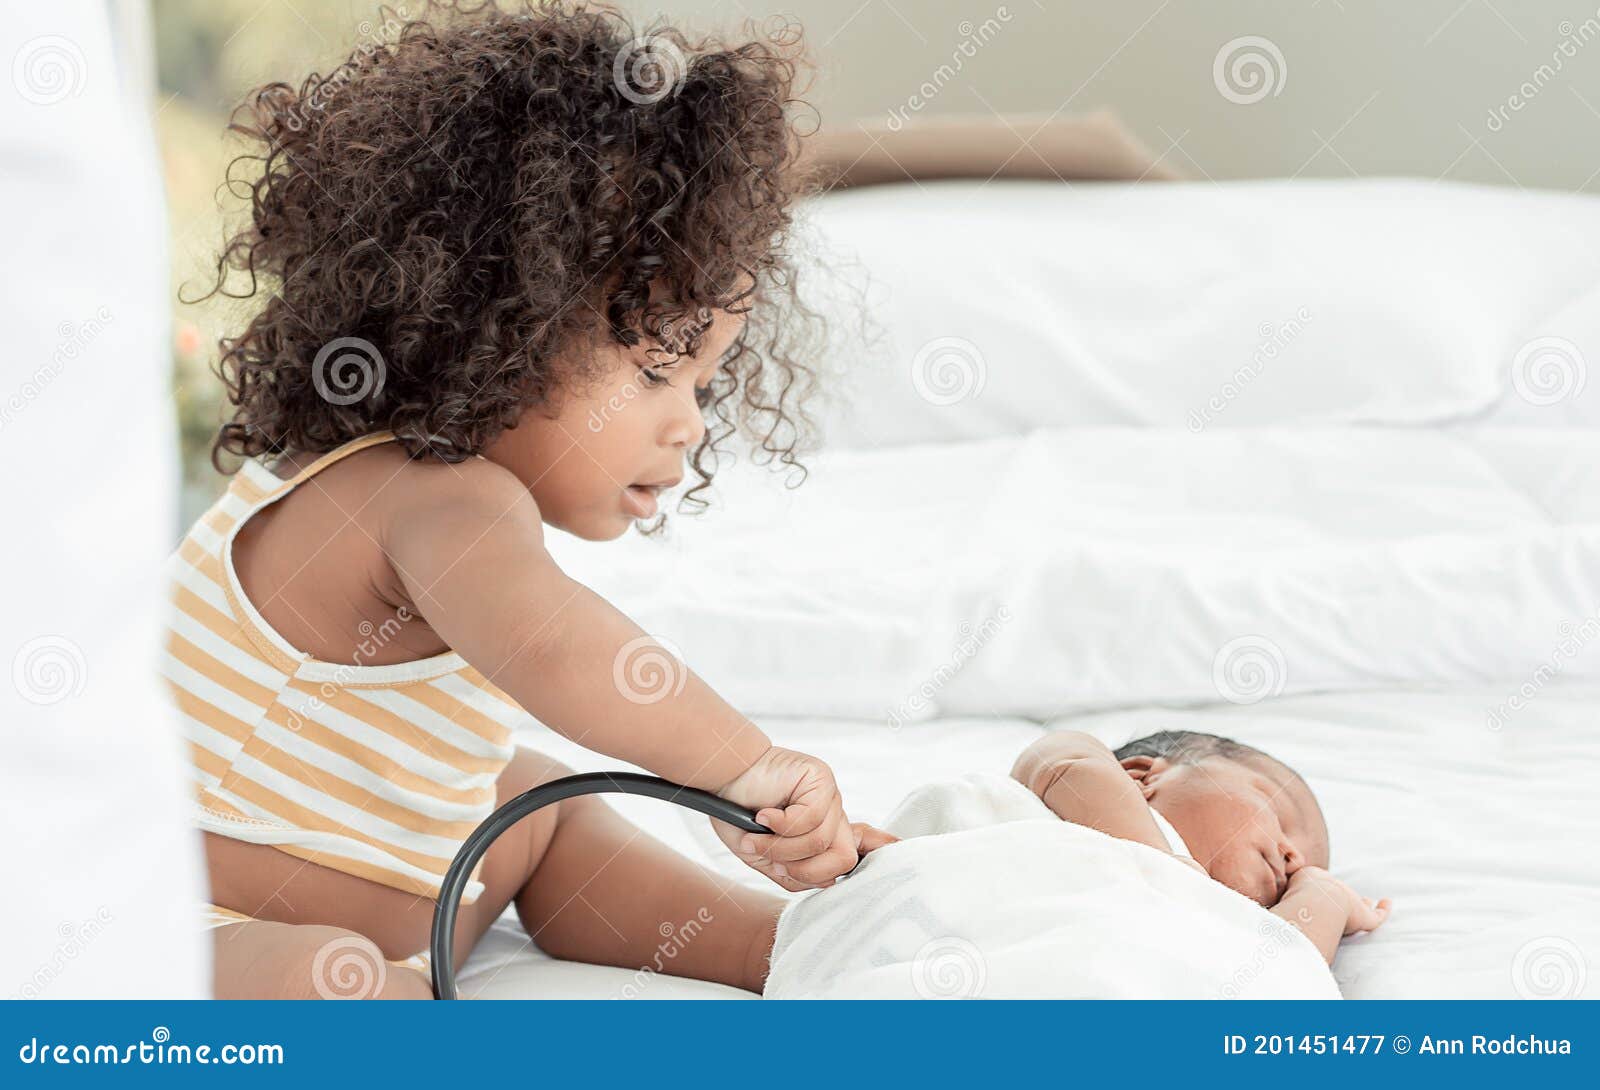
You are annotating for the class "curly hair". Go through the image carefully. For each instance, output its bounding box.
[196,0,824,517]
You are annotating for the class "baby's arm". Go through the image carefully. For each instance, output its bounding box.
[1271,867,1392,965]
[1011,731,1178,858]
[382,464,860,886]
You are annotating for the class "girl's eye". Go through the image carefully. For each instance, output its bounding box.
[695,384,715,409]
[639,366,671,388]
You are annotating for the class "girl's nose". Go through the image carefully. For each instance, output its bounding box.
[662,387,706,449]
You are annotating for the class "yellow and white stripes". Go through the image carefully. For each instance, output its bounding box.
[162,434,523,903]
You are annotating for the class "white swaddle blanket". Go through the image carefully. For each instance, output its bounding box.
[764,774,1339,999]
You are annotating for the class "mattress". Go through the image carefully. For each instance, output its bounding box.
[461,681,1600,1000]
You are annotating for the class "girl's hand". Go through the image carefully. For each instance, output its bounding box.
[713,747,864,892]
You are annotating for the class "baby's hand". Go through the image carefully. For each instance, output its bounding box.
[1290,866,1392,935]
[852,822,899,854]
[1339,886,1392,936]
[713,746,865,892]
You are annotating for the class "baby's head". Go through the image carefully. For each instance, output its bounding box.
[205,1,821,539]
[1114,730,1329,907]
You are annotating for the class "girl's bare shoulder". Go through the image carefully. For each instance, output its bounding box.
[351,445,540,531]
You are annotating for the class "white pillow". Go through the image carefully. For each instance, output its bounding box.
[796,178,1600,448]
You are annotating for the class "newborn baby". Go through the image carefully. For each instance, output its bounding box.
[1007,728,1390,964]
[764,728,1390,998]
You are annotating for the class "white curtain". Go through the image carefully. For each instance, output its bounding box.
[0,1,207,997]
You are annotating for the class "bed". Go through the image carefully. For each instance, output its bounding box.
[459,178,1600,999]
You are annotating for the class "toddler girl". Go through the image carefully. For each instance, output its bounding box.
[166,0,863,999]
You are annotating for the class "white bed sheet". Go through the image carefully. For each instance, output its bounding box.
[461,682,1598,1000]
[461,179,1600,999]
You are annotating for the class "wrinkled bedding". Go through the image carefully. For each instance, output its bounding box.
[764,774,1339,999]
[549,428,1600,721]
[458,179,1600,999]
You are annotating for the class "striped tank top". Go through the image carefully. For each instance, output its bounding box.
[161,432,522,903]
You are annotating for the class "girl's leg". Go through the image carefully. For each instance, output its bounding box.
[210,920,432,1000]
[506,762,784,993]
[204,747,781,997]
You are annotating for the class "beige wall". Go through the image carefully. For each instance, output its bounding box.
[623,0,1600,192]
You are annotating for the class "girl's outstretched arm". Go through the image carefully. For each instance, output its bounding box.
[383,460,767,791]
[381,458,865,889]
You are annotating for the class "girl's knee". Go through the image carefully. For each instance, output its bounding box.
[216,922,429,1000]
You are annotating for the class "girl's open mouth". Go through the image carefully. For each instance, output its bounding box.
[623,484,660,519]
